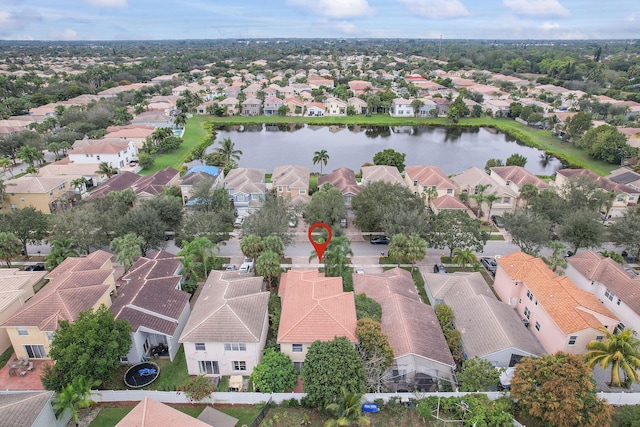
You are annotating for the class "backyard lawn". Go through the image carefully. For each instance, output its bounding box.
[262,405,432,426]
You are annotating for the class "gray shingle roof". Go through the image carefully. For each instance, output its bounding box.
[0,391,54,427]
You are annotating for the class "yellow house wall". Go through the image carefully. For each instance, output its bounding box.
[5,326,52,359]
[5,181,73,214]
[0,295,34,354]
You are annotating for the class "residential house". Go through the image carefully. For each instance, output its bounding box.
[179,271,269,376]
[324,97,348,116]
[389,98,414,117]
[3,175,82,214]
[490,166,552,205]
[284,97,305,116]
[431,195,475,217]
[179,165,224,206]
[432,97,451,116]
[0,269,47,354]
[89,168,180,205]
[115,398,210,427]
[554,168,639,218]
[416,99,438,117]
[566,251,639,333]
[68,139,138,169]
[493,251,619,354]
[263,96,284,116]
[306,102,325,116]
[277,270,357,368]
[404,166,456,208]
[104,125,155,149]
[451,167,518,218]
[318,168,361,207]
[111,251,189,363]
[1,251,115,360]
[218,97,240,116]
[360,165,404,186]
[307,75,334,89]
[484,99,511,117]
[241,98,262,116]
[348,97,368,115]
[243,83,262,99]
[348,80,373,97]
[224,168,266,217]
[271,165,310,205]
[608,167,640,192]
[0,391,69,427]
[353,269,456,391]
[130,111,174,128]
[423,271,544,367]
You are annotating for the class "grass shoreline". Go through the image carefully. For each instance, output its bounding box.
[151,114,617,177]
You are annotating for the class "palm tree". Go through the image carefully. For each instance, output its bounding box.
[110,233,144,273]
[544,241,568,273]
[215,137,243,167]
[484,193,500,220]
[452,247,477,268]
[53,377,99,426]
[71,177,90,193]
[471,184,491,219]
[406,235,427,272]
[179,237,219,279]
[518,183,539,207]
[96,162,117,178]
[0,157,13,176]
[324,388,370,427]
[421,187,438,209]
[45,238,80,270]
[585,327,640,388]
[26,165,39,176]
[17,145,40,166]
[312,149,330,174]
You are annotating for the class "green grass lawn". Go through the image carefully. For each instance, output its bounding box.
[149,345,190,391]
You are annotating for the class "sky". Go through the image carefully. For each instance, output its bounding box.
[0,0,638,41]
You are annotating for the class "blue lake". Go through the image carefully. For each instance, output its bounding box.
[211,124,563,175]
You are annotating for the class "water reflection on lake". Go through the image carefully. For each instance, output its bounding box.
[211,124,562,175]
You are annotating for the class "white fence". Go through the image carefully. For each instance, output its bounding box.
[598,392,640,405]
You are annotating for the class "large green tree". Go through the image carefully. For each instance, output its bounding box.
[142,194,184,230]
[42,305,132,392]
[301,337,366,409]
[428,210,488,258]
[610,205,640,260]
[45,238,80,270]
[303,184,346,230]
[255,250,281,289]
[579,124,635,164]
[2,206,49,257]
[503,209,553,256]
[511,353,611,427]
[250,349,298,393]
[372,149,406,172]
[118,205,167,256]
[585,327,640,388]
[559,208,605,254]
[242,192,293,246]
[457,357,502,392]
[312,149,330,173]
[110,233,144,272]
[0,232,22,267]
[356,318,393,393]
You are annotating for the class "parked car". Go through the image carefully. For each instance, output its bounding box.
[24,263,45,272]
[355,269,365,275]
[370,236,390,244]
[433,263,447,274]
[288,214,298,228]
[340,218,347,228]
[491,215,504,228]
[239,258,254,273]
[234,216,245,227]
[480,257,498,275]
[225,264,237,271]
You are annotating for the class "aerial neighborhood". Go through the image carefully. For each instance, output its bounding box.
[1,38,640,426]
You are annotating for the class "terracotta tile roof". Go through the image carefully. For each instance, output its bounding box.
[180,270,268,343]
[0,391,55,427]
[2,251,115,330]
[490,166,552,190]
[423,271,544,360]
[556,168,637,194]
[110,251,188,336]
[5,176,69,194]
[88,171,141,199]
[88,168,178,199]
[361,165,404,185]
[568,251,640,315]
[272,165,309,188]
[451,167,518,198]
[405,166,455,189]
[224,168,266,195]
[432,195,475,216]
[116,398,210,427]
[353,268,455,367]
[70,139,131,155]
[318,167,361,196]
[0,269,46,313]
[498,251,618,334]
[277,270,357,344]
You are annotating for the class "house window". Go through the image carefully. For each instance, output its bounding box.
[535,322,541,331]
[605,288,614,301]
[17,328,28,336]
[49,191,53,196]
[195,343,206,351]
[46,332,55,341]
[524,307,531,320]
[232,361,247,371]
[24,344,46,358]
[237,194,246,202]
[224,343,247,351]
[299,188,306,195]
[503,197,511,203]
[617,298,622,306]
[294,362,304,371]
[447,188,453,194]
[527,290,534,301]
[617,195,625,202]
[198,360,219,375]
[120,356,129,363]
[505,180,511,186]
[292,344,303,352]
[413,180,418,186]
[19,196,25,202]
[568,336,578,345]
[278,186,283,192]
[10,204,17,210]
[596,336,604,342]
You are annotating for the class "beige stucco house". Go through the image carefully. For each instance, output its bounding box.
[271,165,310,205]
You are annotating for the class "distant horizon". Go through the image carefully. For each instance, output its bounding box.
[0,1,637,41]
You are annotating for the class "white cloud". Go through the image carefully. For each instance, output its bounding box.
[287,0,374,19]
[332,20,357,34]
[49,28,78,40]
[541,22,559,30]
[83,0,128,7]
[397,0,470,19]
[503,0,570,16]
[0,8,42,37]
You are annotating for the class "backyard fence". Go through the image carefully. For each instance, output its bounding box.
[248,397,272,427]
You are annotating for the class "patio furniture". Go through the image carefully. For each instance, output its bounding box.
[27,362,34,371]
[18,368,27,376]
[229,375,243,392]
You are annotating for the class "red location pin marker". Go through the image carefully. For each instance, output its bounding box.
[308,222,332,262]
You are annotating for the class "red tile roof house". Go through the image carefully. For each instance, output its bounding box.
[88,168,180,206]
[404,165,456,208]
[353,268,456,392]
[115,397,211,427]
[179,271,269,376]
[1,250,116,360]
[490,166,552,207]
[554,168,639,218]
[110,251,189,363]
[566,251,638,335]
[277,270,357,370]
[318,167,361,207]
[493,251,619,355]
[423,271,544,367]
